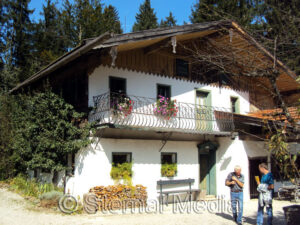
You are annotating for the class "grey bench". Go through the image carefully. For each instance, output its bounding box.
[157,178,199,205]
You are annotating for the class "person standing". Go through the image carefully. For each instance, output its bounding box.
[225,165,244,225]
[256,163,274,225]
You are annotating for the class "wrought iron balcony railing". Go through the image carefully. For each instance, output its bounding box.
[89,92,234,134]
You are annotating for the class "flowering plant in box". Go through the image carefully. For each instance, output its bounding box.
[111,94,134,117]
[154,95,178,120]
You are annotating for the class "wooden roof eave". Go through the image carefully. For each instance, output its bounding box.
[9,32,112,93]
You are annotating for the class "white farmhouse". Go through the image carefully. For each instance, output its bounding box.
[11,21,300,202]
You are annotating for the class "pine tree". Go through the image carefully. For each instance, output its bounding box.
[7,0,34,81]
[34,0,66,67]
[160,12,177,27]
[260,0,300,75]
[73,0,103,44]
[102,5,122,34]
[61,0,76,49]
[190,0,256,29]
[132,0,158,32]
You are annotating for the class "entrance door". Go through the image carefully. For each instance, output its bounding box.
[196,91,212,131]
[249,157,267,198]
[199,150,216,195]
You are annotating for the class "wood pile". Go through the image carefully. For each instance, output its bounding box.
[89,184,147,211]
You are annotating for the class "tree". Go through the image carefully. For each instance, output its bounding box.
[33,0,67,67]
[132,0,158,32]
[102,5,122,34]
[0,88,93,179]
[160,12,177,27]
[61,0,76,49]
[73,0,103,44]
[7,0,34,81]
[259,0,300,75]
[190,0,257,29]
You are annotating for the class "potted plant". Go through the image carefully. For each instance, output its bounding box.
[154,95,178,120]
[110,162,133,185]
[161,163,177,177]
[110,93,134,117]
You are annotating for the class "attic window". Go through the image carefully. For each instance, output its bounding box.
[176,59,189,78]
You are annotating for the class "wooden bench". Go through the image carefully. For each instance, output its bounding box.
[157,178,199,205]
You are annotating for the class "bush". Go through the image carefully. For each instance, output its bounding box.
[9,174,62,198]
[39,190,63,200]
[161,163,177,177]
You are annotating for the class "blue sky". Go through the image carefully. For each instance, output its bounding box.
[29,0,197,33]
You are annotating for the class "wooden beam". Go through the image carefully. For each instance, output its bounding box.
[143,37,172,55]
[281,89,300,97]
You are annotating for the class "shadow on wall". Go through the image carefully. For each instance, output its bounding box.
[77,139,99,176]
[216,138,233,171]
[242,140,268,158]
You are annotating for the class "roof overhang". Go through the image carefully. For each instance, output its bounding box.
[9,20,299,93]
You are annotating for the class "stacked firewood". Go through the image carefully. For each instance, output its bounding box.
[89,184,147,211]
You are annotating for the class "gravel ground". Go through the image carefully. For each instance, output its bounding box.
[0,187,297,225]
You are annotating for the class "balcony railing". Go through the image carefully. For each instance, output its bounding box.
[89,92,234,134]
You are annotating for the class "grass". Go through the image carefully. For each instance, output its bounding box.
[8,174,63,200]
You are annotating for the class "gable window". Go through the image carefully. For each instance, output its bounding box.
[112,152,132,165]
[109,76,126,94]
[176,58,189,78]
[157,84,171,99]
[230,97,239,113]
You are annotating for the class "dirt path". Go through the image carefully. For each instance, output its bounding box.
[0,187,296,225]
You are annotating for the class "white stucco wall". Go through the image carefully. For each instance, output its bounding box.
[66,138,200,200]
[66,136,273,202]
[215,138,267,201]
[88,65,250,114]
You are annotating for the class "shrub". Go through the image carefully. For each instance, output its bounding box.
[39,190,63,200]
[9,174,62,198]
[161,163,177,177]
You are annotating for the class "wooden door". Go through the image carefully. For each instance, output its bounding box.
[199,150,216,195]
[196,91,212,131]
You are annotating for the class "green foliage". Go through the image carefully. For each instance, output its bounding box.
[110,162,133,185]
[160,12,177,28]
[132,0,158,31]
[39,190,63,200]
[9,174,62,198]
[0,88,93,179]
[190,0,256,29]
[102,5,123,34]
[161,163,177,177]
[268,128,300,183]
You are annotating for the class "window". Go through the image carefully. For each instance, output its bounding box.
[176,59,189,78]
[230,97,239,113]
[161,152,177,164]
[112,152,132,165]
[109,76,126,94]
[157,84,171,99]
[161,152,177,177]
